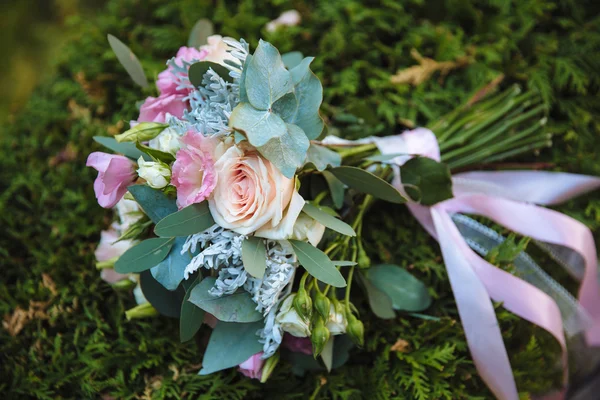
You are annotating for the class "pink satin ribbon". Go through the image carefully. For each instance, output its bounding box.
[368,130,600,399]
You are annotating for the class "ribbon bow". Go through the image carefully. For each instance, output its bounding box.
[324,129,600,399]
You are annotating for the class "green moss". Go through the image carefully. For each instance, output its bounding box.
[2,0,599,398]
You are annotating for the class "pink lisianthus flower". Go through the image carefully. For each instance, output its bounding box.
[157,46,208,95]
[87,152,137,208]
[138,94,188,123]
[282,334,313,355]
[238,352,265,380]
[95,228,135,284]
[171,131,221,209]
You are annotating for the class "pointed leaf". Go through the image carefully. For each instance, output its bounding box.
[93,136,150,161]
[188,277,263,323]
[330,166,406,204]
[154,202,214,237]
[128,185,177,223]
[189,61,233,87]
[151,237,192,290]
[135,142,175,163]
[188,18,214,47]
[302,203,355,237]
[114,237,174,273]
[305,144,341,171]
[322,170,345,209]
[107,34,148,88]
[289,240,346,287]
[245,39,293,110]
[282,51,304,69]
[366,264,432,312]
[358,272,395,319]
[287,57,324,139]
[239,54,252,103]
[180,275,205,342]
[242,237,267,278]
[199,321,264,375]
[140,270,185,318]
[401,157,453,206]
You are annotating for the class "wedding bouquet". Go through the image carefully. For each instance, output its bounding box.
[89,22,600,399]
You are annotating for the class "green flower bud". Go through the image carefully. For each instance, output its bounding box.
[310,316,330,358]
[313,290,331,320]
[260,352,280,383]
[293,287,313,322]
[347,313,365,347]
[96,257,118,270]
[357,241,371,269]
[112,278,136,290]
[115,122,168,143]
[125,303,158,320]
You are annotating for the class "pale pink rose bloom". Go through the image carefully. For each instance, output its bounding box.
[95,228,135,283]
[171,131,219,209]
[238,352,265,380]
[282,334,312,355]
[138,94,188,123]
[87,152,136,208]
[157,46,208,95]
[200,35,239,67]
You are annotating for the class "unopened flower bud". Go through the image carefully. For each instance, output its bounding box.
[293,286,312,322]
[115,122,168,143]
[125,302,158,320]
[310,316,330,357]
[347,313,365,347]
[275,295,311,337]
[313,290,331,320]
[260,352,280,383]
[137,157,171,189]
[357,241,371,269]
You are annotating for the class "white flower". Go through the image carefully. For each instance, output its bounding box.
[275,294,311,337]
[148,127,182,155]
[291,213,326,246]
[114,198,142,233]
[200,35,239,67]
[137,157,171,189]
[326,303,347,335]
[265,10,301,32]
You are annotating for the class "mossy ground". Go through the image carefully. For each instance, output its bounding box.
[2,0,600,399]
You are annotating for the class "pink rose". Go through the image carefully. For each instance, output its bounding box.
[238,352,265,380]
[171,131,220,209]
[157,46,208,95]
[208,145,305,238]
[138,94,188,123]
[282,334,312,355]
[95,228,135,284]
[87,152,136,208]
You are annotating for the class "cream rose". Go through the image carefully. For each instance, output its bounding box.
[208,145,304,238]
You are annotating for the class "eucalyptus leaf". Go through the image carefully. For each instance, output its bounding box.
[242,237,267,279]
[107,34,148,87]
[115,122,168,143]
[289,240,346,287]
[154,202,214,237]
[135,142,175,163]
[257,122,309,178]
[282,51,304,69]
[401,157,453,206]
[140,270,185,318]
[302,203,355,237]
[114,237,174,273]
[330,166,406,204]
[358,272,395,319]
[189,277,263,323]
[180,275,204,342]
[188,18,214,47]
[199,321,264,375]
[245,39,293,110]
[229,103,288,147]
[366,264,432,312]
[305,144,341,171]
[286,57,324,139]
[322,170,345,209]
[189,61,233,87]
[93,136,150,161]
[239,54,251,103]
[128,185,177,223]
[151,237,192,290]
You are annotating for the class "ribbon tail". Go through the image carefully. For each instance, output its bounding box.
[431,207,519,400]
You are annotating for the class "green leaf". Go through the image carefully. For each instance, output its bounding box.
[115,122,168,143]
[289,240,346,287]
[365,153,409,162]
[358,272,395,319]
[329,166,406,204]
[128,185,177,223]
[302,203,355,237]
[282,51,304,69]
[366,264,432,312]
[154,202,214,237]
[287,57,324,139]
[258,123,309,179]
[151,237,192,290]
[322,170,345,209]
[305,144,341,171]
[242,237,267,279]
[199,321,264,375]
[188,18,213,47]
[135,142,175,163]
[140,270,185,318]
[180,275,205,342]
[107,34,148,88]
[188,277,263,323]
[114,237,174,273]
[245,39,293,110]
[188,61,233,86]
[401,157,453,206]
[321,336,334,372]
[239,54,251,103]
[333,261,356,267]
[93,136,150,161]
